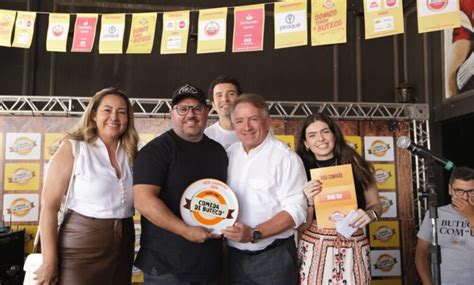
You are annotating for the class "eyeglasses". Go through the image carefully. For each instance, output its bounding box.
[451,186,474,197]
[173,104,206,116]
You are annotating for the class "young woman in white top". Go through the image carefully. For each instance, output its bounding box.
[35,88,139,285]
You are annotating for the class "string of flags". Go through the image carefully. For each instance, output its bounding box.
[0,0,462,54]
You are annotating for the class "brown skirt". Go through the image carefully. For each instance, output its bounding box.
[57,210,134,285]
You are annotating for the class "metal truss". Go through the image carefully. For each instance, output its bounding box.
[410,119,431,229]
[0,95,431,227]
[0,95,429,120]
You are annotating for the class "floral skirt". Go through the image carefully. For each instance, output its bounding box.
[298,224,371,285]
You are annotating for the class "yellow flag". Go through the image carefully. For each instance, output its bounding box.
[12,11,36,48]
[161,11,190,54]
[99,14,125,54]
[311,0,346,46]
[0,10,17,47]
[197,8,227,54]
[126,13,157,54]
[46,13,70,52]
[363,0,404,39]
[274,1,308,49]
[417,0,460,33]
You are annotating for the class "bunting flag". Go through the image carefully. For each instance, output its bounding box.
[0,9,17,47]
[99,13,125,54]
[12,11,36,48]
[160,11,190,54]
[274,0,307,49]
[126,13,157,54]
[233,4,265,52]
[71,13,98,52]
[46,13,70,52]
[417,0,460,33]
[197,7,227,54]
[311,0,347,46]
[363,0,404,39]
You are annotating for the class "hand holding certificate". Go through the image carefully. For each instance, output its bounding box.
[310,164,357,229]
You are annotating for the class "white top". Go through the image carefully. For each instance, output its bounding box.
[66,139,134,219]
[226,132,307,251]
[418,204,474,284]
[204,122,238,149]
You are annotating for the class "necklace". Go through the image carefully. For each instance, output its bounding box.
[314,157,338,168]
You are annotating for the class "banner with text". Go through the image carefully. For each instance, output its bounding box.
[311,0,347,46]
[12,11,36,49]
[197,7,227,54]
[274,1,307,49]
[363,0,404,40]
[0,10,16,47]
[99,13,125,54]
[233,4,265,52]
[417,0,460,33]
[46,13,70,52]
[126,13,157,54]
[71,13,98,52]
[160,11,190,54]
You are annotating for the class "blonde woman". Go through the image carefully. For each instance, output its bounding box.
[35,88,139,285]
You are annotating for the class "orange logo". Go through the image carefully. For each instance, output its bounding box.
[184,190,235,226]
[380,196,394,213]
[374,254,397,272]
[8,168,35,184]
[374,169,391,183]
[373,226,395,241]
[368,140,391,157]
[9,137,37,155]
[7,198,35,217]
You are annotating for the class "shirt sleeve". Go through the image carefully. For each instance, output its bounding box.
[417,210,432,242]
[276,152,308,228]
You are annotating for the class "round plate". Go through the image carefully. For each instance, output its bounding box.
[180,178,239,235]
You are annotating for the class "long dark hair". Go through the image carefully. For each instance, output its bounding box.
[296,113,375,190]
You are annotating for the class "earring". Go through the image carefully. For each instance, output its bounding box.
[306,147,310,151]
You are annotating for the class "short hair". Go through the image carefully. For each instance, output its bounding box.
[207,75,243,101]
[67,87,139,164]
[449,166,474,184]
[231,93,269,120]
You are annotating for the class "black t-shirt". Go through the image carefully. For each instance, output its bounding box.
[133,129,228,281]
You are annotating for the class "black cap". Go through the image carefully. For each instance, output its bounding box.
[172,84,207,106]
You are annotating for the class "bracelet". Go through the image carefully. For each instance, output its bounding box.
[307,203,314,207]
[368,209,379,222]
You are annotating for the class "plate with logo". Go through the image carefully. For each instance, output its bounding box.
[180,179,239,235]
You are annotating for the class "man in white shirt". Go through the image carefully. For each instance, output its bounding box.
[204,75,242,149]
[222,94,307,285]
[415,166,474,285]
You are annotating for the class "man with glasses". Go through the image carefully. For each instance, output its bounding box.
[415,166,474,285]
[133,84,228,285]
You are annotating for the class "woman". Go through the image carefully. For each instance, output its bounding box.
[296,113,382,285]
[35,88,139,285]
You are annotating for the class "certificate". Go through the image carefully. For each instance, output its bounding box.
[310,164,357,229]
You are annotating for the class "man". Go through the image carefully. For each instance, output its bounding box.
[222,94,307,284]
[133,84,228,285]
[415,166,474,285]
[204,75,243,149]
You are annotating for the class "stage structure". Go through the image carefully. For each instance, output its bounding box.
[0,96,430,284]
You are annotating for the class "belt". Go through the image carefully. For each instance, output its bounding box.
[230,235,294,255]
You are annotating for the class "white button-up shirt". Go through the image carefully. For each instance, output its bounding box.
[227,132,307,251]
[66,139,134,219]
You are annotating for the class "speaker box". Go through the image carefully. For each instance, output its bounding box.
[0,230,25,285]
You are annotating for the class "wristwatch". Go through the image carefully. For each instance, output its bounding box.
[251,228,262,243]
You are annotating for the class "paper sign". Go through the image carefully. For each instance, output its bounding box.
[417,0,460,33]
[71,13,98,52]
[364,136,394,161]
[363,0,404,39]
[44,133,64,160]
[3,194,39,222]
[233,4,265,52]
[126,13,157,54]
[311,0,347,46]
[276,135,295,150]
[160,11,190,54]
[197,7,227,54]
[370,249,402,276]
[0,9,17,47]
[310,164,357,229]
[274,1,308,49]
[46,13,70,52]
[6,132,41,160]
[99,13,125,54]
[12,11,36,48]
[373,163,396,189]
[379,191,397,218]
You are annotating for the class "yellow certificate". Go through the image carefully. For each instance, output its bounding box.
[310,164,357,229]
